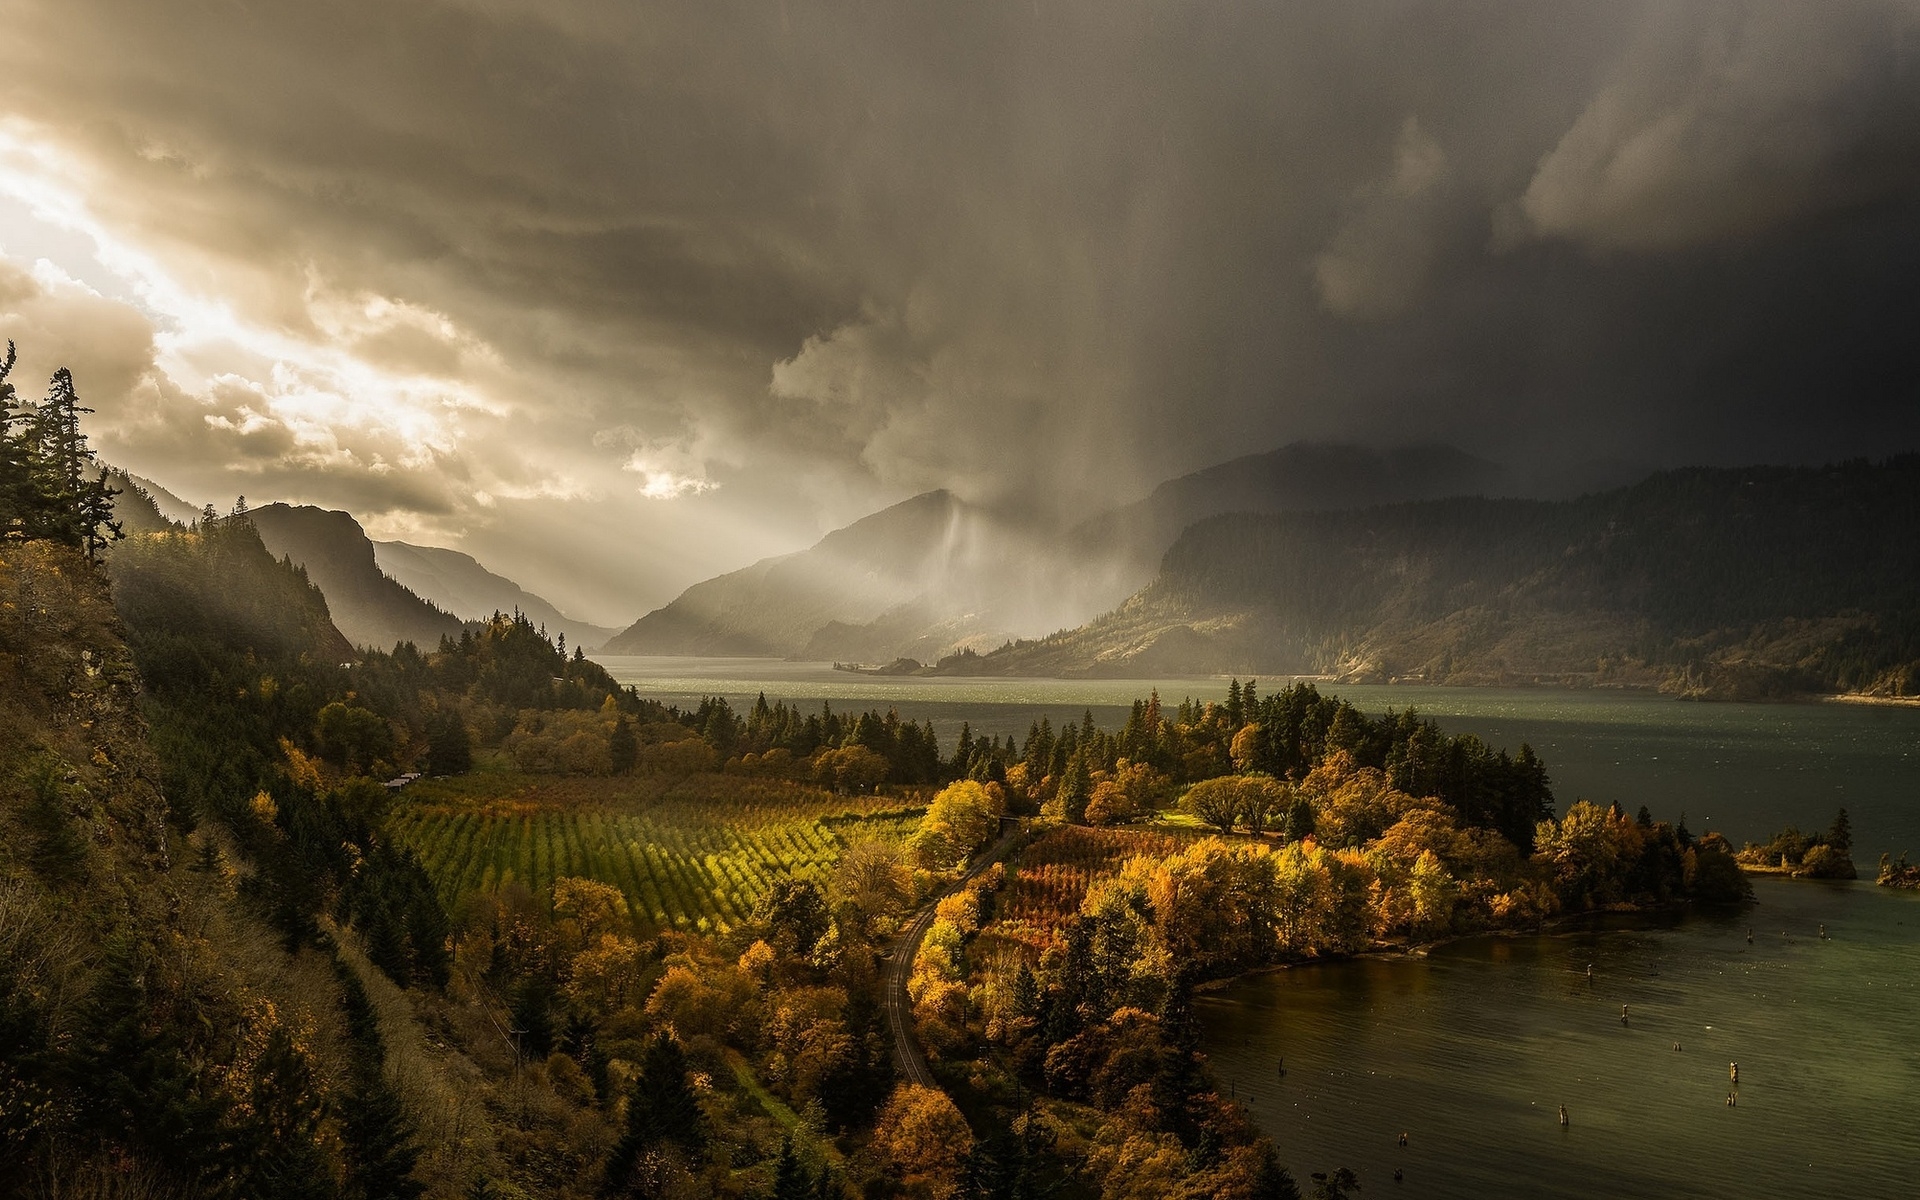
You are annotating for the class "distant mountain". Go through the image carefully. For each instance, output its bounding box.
[249,503,464,651]
[604,489,1121,659]
[95,468,205,535]
[1071,442,1517,605]
[101,470,177,535]
[372,540,616,651]
[605,491,1007,657]
[126,473,205,525]
[605,441,1539,663]
[953,458,1920,698]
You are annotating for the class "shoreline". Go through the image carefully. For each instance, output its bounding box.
[1823,692,1920,708]
[1190,899,1702,996]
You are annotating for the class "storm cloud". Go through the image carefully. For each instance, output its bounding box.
[2,0,1916,623]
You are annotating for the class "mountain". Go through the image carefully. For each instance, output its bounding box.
[953,458,1920,697]
[1070,442,1519,605]
[372,539,617,651]
[100,468,178,535]
[605,490,1029,657]
[249,503,464,651]
[127,472,206,524]
[605,441,1537,663]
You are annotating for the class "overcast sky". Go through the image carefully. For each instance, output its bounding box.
[2,1,1917,624]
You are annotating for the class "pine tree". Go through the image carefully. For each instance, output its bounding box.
[1828,807,1853,857]
[770,1137,811,1200]
[240,1025,334,1200]
[15,367,122,556]
[1056,752,1091,825]
[609,714,638,775]
[425,711,473,775]
[603,1032,705,1194]
[343,1077,426,1200]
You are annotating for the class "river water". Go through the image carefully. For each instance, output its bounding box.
[595,657,1920,1194]
[1195,878,1920,1197]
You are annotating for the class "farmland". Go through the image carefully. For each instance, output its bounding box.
[973,824,1202,964]
[387,768,924,933]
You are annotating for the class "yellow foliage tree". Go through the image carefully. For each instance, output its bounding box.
[873,1084,973,1198]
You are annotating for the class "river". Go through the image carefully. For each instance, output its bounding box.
[1195,878,1920,1197]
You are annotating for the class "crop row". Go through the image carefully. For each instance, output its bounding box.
[390,798,920,934]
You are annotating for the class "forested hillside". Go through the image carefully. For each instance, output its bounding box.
[1069,441,1514,604]
[960,457,1920,697]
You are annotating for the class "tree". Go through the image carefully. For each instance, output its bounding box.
[603,1032,705,1194]
[760,878,831,957]
[1182,778,1242,834]
[872,1084,972,1196]
[20,755,86,882]
[1828,807,1853,858]
[317,702,396,773]
[1049,753,1091,825]
[425,710,472,775]
[609,714,638,774]
[342,1072,425,1200]
[770,1137,812,1200]
[1239,776,1289,837]
[1282,796,1316,843]
[0,349,122,555]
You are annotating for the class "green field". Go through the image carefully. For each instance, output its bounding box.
[388,769,924,933]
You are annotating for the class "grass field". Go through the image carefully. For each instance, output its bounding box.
[388,769,924,934]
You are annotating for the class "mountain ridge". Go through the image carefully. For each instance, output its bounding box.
[249,502,465,652]
[939,457,1920,697]
[372,539,616,652]
[603,441,1535,662]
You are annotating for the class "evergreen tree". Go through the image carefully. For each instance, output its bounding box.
[770,1137,811,1200]
[425,710,473,775]
[603,1032,705,1195]
[609,713,638,774]
[1828,807,1853,857]
[0,348,121,554]
[343,1077,426,1200]
[1056,752,1091,824]
[21,755,86,883]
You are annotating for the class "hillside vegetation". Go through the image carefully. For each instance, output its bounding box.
[960,457,1920,698]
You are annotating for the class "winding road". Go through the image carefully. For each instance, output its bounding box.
[884,825,1024,1090]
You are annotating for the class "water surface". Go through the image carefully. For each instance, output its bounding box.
[1196,878,1920,1198]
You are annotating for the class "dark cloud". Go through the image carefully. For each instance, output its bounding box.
[1,0,1916,623]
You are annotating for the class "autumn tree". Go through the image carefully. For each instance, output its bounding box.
[1181,777,1243,834]
[873,1083,973,1198]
